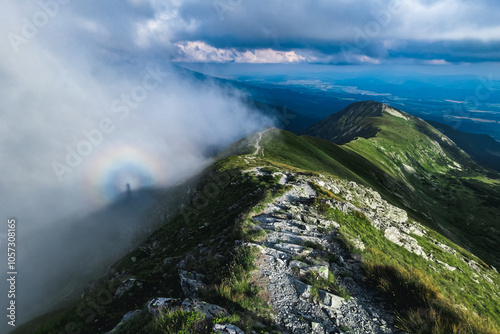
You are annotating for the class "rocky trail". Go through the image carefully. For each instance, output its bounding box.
[244,172,402,334]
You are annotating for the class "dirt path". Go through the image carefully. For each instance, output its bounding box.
[254,128,272,156]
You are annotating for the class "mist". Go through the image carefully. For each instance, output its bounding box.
[0,1,272,329]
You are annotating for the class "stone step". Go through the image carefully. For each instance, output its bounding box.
[261,222,325,239]
[269,242,311,256]
[267,231,318,244]
[289,260,309,270]
[260,221,304,234]
[253,215,279,224]
[293,279,344,309]
[264,247,291,261]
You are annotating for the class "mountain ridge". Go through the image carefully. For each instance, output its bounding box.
[303,100,475,167]
[13,102,500,334]
[303,101,383,144]
[303,101,500,268]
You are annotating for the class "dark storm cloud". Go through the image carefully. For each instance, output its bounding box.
[34,0,498,64]
[388,39,500,63]
[148,0,500,64]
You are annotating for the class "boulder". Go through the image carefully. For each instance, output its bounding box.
[146,297,179,316]
[294,279,312,299]
[114,278,141,299]
[213,323,245,334]
[179,270,207,298]
[317,289,344,309]
[181,299,229,319]
[106,309,142,333]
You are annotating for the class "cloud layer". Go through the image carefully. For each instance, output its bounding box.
[136,0,500,64]
[0,0,272,328]
[174,41,306,63]
[7,1,500,65]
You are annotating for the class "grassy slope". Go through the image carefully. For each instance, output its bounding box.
[325,204,500,333]
[305,103,500,268]
[427,119,500,172]
[343,113,500,268]
[258,129,499,332]
[14,128,500,334]
[261,128,500,267]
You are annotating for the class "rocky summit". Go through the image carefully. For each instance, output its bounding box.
[14,103,500,334]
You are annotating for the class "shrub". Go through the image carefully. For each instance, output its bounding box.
[146,309,209,334]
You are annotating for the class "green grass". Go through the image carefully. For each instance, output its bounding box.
[319,203,500,333]
[200,246,276,332]
[258,128,500,268]
[363,258,498,334]
[303,240,325,251]
[201,246,260,309]
[108,302,243,334]
[342,115,500,269]
[339,325,353,332]
[116,309,210,334]
[257,129,500,332]
[309,181,345,202]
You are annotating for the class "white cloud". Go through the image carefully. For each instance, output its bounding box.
[424,59,450,65]
[174,41,307,63]
[0,1,273,328]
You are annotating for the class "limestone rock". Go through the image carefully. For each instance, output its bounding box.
[213,323,245,334]
[146,297,178,316]
[106,309,142,333]
[179,270,206,298]
[318,289,344,309]
[114,278,141,299]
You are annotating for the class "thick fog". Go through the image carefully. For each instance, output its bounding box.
[0,1,272,329]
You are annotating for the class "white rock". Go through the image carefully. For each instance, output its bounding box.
[213,323,244,334]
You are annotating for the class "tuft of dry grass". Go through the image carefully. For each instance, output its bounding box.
[310,181,345,202]
[363,259,499,334]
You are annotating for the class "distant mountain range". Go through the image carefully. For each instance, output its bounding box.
[179,67,500,172]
